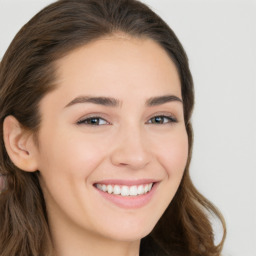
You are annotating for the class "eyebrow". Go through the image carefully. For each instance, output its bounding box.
[65,96,121,108]
[146,95,183,106]
[64,94,183,108]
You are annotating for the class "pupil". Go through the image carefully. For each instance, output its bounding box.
[90,118,99,124]
[154,117,163,123]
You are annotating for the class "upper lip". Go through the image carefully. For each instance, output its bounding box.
[93,179,158,186]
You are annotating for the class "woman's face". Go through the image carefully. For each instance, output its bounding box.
[35,36,188,243]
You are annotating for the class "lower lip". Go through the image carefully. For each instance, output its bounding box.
[95,183,158,209]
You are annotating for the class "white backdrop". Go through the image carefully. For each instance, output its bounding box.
[0,0,255,255]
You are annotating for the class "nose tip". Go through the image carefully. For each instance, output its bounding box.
[111,150,150,170]
[112,153,149,170]
[110,131,151,170]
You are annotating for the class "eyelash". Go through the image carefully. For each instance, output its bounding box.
[77,115,177,126]
[77,116,109,126]
[147,115,177,125]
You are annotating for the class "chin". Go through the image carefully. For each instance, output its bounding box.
[98,219,156,242]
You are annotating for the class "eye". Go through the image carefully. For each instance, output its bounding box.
[77,117,109,126]
[147,115,177,125]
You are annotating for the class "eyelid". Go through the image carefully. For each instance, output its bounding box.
[76,114,111,126]
[147,115,178,125]
[75,112,179,126]
[146,113,178,124]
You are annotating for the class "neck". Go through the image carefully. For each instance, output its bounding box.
[50,216,140,256]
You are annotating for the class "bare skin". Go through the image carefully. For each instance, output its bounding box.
[4,35,188,256]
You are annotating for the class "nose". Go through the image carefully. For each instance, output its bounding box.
[110,125,151,170]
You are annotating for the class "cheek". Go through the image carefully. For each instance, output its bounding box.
[157,129,188,177]
[37,129,107,177]
[36,132,109,222]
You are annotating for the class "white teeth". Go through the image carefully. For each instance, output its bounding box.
[129,185,137,196]
[121,186,129,196]
[96,183,154,196]
[102,184,107,192]
[113,185,121,195]
[107,184,113,194]
[137,185,144,195]
[144,184,149,193]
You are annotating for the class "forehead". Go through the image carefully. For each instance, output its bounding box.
[47,36,182,106]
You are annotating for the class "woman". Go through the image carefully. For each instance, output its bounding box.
[0,0,226,255]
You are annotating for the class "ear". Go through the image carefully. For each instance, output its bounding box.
[3,116,39,172]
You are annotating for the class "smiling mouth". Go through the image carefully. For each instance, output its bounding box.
[94,183,154,197]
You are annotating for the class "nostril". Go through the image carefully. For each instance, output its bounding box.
[110,148,150,170]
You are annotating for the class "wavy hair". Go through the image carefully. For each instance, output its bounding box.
[0,0,226,255]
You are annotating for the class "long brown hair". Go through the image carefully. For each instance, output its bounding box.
[0,0,226,255]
